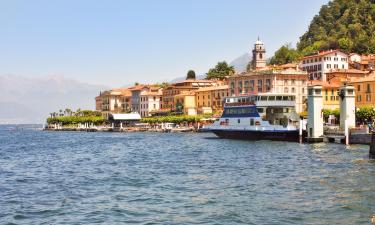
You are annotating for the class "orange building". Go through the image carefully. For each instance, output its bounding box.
[349,74,375,107]
[161,79,219,111]
[325,69,369,83]
[195,85,229,114]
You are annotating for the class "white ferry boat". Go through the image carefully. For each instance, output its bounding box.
[202,93,304,142]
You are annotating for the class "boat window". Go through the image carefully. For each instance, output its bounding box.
[238,119,240,123]
[276,96,282,101]
[261,96,267,101]
[257,108,264,113]
[268,96,275,101]
[250,118,254,126]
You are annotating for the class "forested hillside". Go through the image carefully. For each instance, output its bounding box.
[297,0,375,55]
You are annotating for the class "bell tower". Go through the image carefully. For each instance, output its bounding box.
[251,37,266,70]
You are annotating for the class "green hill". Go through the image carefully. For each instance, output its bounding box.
[297,0,375,55]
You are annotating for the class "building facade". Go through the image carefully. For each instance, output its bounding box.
[173,91,197,116]
[161,80,219,111]
[350,75,375,107]
[139,88,163,117]
[300,50,348,81]
[95,88,132,118]
[195,85,229,114]
[228,69,308,113]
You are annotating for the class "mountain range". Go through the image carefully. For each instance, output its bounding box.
[0,75,108,124]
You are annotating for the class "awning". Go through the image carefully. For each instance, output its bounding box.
[110,113,141,121]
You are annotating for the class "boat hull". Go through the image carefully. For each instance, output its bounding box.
[207,129,302,142]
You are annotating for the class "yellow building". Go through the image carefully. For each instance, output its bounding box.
[173,91,197,115]
[195,85,229,114]
[308,80,340,110]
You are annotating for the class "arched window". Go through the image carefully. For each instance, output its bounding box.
[284,87,289,93]
[259,53,263,59]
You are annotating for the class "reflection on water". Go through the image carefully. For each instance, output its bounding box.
[0,126,375,224]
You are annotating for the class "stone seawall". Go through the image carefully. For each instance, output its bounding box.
[350,134,372,145]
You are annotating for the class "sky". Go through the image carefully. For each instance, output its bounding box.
[0,0,329,87]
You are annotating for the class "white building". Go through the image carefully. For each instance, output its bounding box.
[300,50,348,81]
[139,88,163,117]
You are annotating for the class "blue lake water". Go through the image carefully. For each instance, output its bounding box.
[1,125,375,224]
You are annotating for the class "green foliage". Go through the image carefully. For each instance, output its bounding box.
[47,109,105,125]
[140,115,204,124]
[356,106,375,123]
[322,108,340,121]
[268,43,301,65]
[206,61,235,80]
[297,0,375,54]
[186,70,196,80]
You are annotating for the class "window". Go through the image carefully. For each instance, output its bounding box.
[357,85,361,91]
[327,64,331,69]
[291,79,295,85]
[357,95,362,102]
[284,79,288,85]
[334,64,338,69]
[250,118,254,126]
[238,119,241,124]
[367,84,371,92]
[284,87,289,93]
[292,87,295,93]
[366,94,371,102]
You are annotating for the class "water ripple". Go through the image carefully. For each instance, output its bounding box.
[0,128,375,224]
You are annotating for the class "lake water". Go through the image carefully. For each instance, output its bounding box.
[1,125,375,224]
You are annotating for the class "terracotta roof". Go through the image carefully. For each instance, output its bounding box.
[325,69,369,74]
[173,79,217,85]
[195,85,229,92]
[349,76,375,83]
[308,80,341,88]
[302,49,346,59]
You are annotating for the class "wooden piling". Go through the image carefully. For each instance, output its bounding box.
[369,132,375,159]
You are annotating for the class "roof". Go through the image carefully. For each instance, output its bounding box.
[196,85,229,92]
[110,113,141,120]
[325,69,369,74]
[349,76,375,83]
[302,49,347,59]
[308,80,341,88]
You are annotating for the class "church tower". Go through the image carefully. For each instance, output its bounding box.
[251,38,266,70]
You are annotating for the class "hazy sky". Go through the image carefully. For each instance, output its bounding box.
[0,0,329,87]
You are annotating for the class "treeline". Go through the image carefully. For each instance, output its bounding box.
[47,109,105,125]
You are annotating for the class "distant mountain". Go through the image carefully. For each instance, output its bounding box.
[230,53,251,73]
[0,75,108,124]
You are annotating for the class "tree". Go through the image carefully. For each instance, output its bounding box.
[186,70,196,80]
[268,43,301,65]
[206,61,235,80]
[356,106,375,124]
[297,0,375,55]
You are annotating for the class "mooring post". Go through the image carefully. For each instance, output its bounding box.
[299,119,303,143]
[370,132,375,159]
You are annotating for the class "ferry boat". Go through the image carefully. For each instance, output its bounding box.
[202,93,304,142]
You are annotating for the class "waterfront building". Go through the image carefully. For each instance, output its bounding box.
[195,85,229,114]
[161,79,219,112]
[349,73,375,107]
[95,88,132,118]
[325,69,369,83]
[308,80,340,110]
[173,91,197,116]
[251,38,266,70]
[129,85,151,114]
[139,87,163,117]
[349,53,375,71]
[300,50,348,81]
[228,67,308,113]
